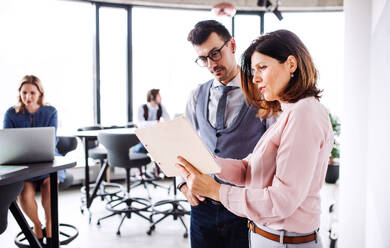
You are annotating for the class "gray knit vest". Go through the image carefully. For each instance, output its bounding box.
[195,80,266,160]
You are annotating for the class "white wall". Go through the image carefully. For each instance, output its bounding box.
[340,0,390,247]
[366,0,390,247]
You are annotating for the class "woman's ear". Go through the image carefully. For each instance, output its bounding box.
[287,55,298,73]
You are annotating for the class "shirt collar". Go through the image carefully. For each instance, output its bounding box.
[280,101,292,112]
[25,106,42,115]
[212,70,241,89]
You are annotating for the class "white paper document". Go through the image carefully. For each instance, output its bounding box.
[0,165,28,177]
[135,116,220,177]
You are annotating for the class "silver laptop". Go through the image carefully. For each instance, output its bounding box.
[0,127,55,165]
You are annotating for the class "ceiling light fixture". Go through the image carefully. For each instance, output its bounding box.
[212,2,236,17]
[257,0,283,21]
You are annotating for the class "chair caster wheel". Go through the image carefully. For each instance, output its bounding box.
[97,221,100,227]
[150,225,155,231]
[116,231,121,236]
[147,230,152,235]
[183,233,188,238]
[80,208,84,214]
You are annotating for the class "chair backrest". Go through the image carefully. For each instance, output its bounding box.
[56,136,77,190]
[98,132,146,169]
[0,182,23,234]
[127,122,137,128]
[56,136,78,156]
[77,126,102,149]
[77,126,102,131]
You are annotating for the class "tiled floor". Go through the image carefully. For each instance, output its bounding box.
[0,179,338,248]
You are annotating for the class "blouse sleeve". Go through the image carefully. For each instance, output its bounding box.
[48,107,58,131]
[215,155,251,186]
[3,108,16,128]
[47,107,59,149]
[219,106,327,222]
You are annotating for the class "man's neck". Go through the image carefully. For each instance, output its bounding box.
[220,65,239,85]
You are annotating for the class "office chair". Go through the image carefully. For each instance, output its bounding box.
[96,132,152,236]
[0,182,23,235]
[57,136,77,190]
[14,136,79,247]
[147,177,190,238]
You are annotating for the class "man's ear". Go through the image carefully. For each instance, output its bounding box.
[230,38,236,54]
[287,55,298,73]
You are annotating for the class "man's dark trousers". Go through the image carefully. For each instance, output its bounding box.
[190,199,249,248]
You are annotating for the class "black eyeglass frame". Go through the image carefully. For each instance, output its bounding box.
[194,39,230,67]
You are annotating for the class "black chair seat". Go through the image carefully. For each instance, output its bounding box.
[129,151,149,160]
[125,157,151,169]
[88,146,107,160]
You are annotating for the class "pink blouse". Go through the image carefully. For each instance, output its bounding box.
[217,97,334,233]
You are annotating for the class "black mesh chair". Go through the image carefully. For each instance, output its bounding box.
[0,182,23,235]
[57,136,77,190]
[77,126,122,211]
[147,177,190,238]
[14,136,79,248]
[96,132,152,236]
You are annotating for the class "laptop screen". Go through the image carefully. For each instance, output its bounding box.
[0,127,55,165]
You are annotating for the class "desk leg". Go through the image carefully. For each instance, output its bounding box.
[90,161,109,203]
[10,201,43,248]
[83,138,91,208]
[50,172,59,248]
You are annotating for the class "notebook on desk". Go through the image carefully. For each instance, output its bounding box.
[135,116,220,177]
[0,127,55,165]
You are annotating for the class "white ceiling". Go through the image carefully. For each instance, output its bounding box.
[76,0,343,11]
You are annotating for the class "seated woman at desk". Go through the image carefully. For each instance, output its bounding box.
[3,75,58,245]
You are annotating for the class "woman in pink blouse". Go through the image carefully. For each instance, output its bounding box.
[176,30,334,247]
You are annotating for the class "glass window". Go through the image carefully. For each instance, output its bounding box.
[234,14,261,63]
[264,12,344,118]
[99,7,128,126]
[0,0,94,134]
[132,7,232,122]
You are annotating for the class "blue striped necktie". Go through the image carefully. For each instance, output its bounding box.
[215,86,237,130]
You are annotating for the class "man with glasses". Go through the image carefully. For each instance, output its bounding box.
[178,20,273,248]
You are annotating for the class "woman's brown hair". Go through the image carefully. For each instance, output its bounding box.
[14,75,46,114]
[240,29,322,118]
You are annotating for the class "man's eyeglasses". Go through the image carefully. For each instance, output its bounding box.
[195,40,229,67]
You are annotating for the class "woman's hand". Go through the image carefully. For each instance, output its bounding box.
[176,156,221,201]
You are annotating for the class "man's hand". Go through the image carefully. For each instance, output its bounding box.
[180,184,205,206]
